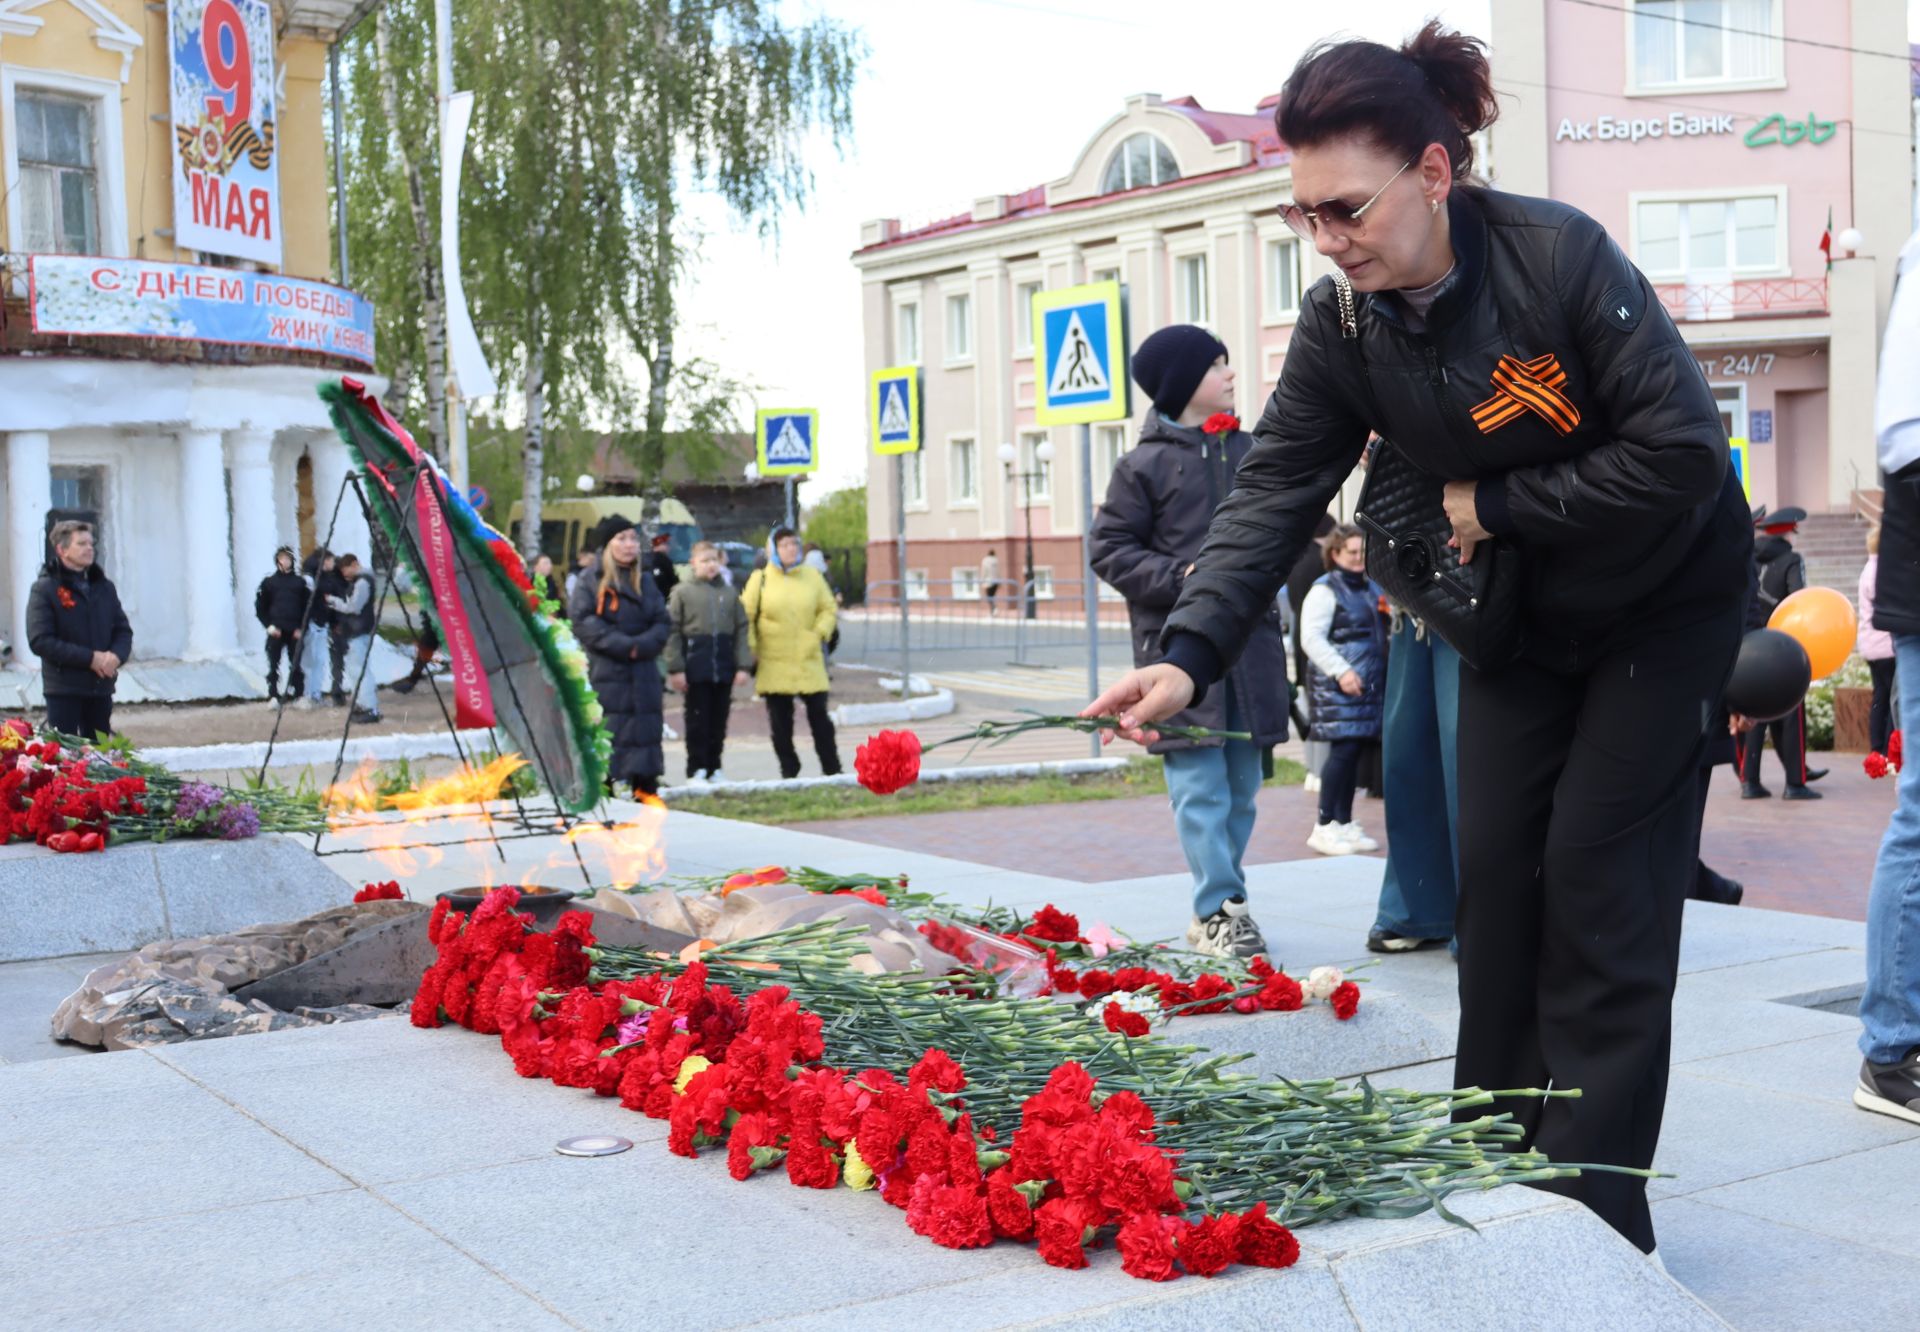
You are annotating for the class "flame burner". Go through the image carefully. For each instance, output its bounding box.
[436,885,579,929]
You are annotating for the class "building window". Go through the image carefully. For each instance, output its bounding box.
[1095,424,1129,493]
[1630,0,1779,89]
[946,292,973,361]
[1176,254,1210,325]
[1711,382,1748,439]
[949,436,978,505]
[1090,266,1121,287]
[1012,280,1042,353]
[1101,133,1179,194]
[1634,193,1782,277]
[895,302,921,363]
[1266,237,1302,317]
[903,448,927,506]
[1031,567,1056,600]
[1021,430,1052,502]
[17,91,99,254]
[952,567,981,599]
[905,569,930,601]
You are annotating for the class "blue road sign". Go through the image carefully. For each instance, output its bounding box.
[1033,281,1128,425]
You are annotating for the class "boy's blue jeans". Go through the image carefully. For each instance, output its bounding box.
[1861,633,1920,1065]
[1373,620,1461,940]
[1163,691,1263,918]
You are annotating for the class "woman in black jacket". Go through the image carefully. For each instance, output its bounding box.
[1088,23,1749,1254]
[569,518,671,797]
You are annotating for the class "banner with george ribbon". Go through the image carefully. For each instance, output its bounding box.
[338,378,496,731]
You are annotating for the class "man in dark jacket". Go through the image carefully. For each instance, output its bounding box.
[1090,324,1289,959]
[255,547,308,703]
[1740,506,1824,798]
[1855,239,1920,1127]
[26,520,133,738]
[325,553,381,724]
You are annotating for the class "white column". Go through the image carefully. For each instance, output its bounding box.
[177,428,237,658]
[226,427,278,649]
[6,431,52,670]
[308,433,371,563]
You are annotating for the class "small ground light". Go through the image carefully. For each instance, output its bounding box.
[555,1135,633,1157]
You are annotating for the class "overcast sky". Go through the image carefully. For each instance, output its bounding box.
[676,0,1919,497]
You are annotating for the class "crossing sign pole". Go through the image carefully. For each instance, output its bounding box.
[870,365,923,691]
[1034,281,1130,755]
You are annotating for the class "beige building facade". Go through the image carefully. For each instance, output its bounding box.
[852,1,1913,600]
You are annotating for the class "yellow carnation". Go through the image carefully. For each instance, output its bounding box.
[673,1054,713,1094]
[841,1141,876,1191]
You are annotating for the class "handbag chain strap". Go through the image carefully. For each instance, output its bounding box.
[1332,268,1359,339]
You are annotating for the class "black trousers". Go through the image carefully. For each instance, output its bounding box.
[45,693,114,739]
[1454,595,1742,1253]
[683,680,735,776]
[327,629,350,699]
[1738,703,1808,788]
[764,692,841,779]
[1868,656,1897,755]
[264,632,304,697]
[1318,738,1363,824]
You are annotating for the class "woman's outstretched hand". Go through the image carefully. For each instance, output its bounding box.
[1081,663,1196,746]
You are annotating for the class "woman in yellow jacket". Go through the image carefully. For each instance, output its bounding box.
[742,526,843,778]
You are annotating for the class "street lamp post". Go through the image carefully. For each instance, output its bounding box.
[997,438,1054,620]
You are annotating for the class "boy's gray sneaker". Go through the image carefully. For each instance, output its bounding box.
[1855,1048,1920,1126]
[1187,897,1267,960]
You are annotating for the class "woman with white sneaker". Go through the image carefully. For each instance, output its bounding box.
[1299,524,1386,855]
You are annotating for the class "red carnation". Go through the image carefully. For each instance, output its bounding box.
[1201,412,1240,436]
[1867,751,1892,779]
[844,885,889,907]
[906,1174,995,1249]
[354,880,404,903]
[1257,971,1304,1012]
[1102,1002,1150,1039]
[1117,1211,1183,1282]
[1176,1212,1241,1277]
[855,729,922,795]
[1890,730,1904,768]
[985,1167,1037,1239]
[1329,981,1361,1020]
[1023,904,1082,944]
[1236,1202,1301,1268]
[1034,1196,1099,1270]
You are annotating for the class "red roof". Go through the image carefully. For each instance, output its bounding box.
[858,96,1288,254]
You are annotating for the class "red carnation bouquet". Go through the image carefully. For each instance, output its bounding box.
[1866,729,1904,780]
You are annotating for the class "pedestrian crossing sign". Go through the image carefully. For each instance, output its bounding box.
[1033,280,1128,425]
[756,409,819,476]
[869,365,921,456]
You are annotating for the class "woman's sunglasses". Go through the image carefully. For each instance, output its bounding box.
[1276,160,1413,241]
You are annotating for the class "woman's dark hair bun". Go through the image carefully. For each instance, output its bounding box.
[1277,20,1498,180]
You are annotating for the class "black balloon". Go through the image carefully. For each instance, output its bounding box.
[1724,628,1811,723]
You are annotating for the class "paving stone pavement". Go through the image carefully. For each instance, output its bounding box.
[3,810,1913,1329]
[788,756,1894,922]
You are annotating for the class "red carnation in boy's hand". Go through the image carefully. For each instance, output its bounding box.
[1201,412,1240,436]
[855,730,923,795]
[1866,752,1891,780]
[1891,730,1905,770]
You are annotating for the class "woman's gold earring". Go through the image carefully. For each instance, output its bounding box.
[1430,198,1440,215]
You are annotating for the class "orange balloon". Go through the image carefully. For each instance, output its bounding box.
[1766,586,1856,680]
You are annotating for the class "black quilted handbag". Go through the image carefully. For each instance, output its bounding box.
[1333,270,1525,671]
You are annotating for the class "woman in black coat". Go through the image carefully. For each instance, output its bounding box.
[1089,24,1750,1255]
[568,521,670,797]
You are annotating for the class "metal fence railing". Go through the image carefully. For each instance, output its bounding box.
[845,578,1130,664]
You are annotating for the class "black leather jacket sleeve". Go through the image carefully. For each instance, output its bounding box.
[1160,294,1370,673]
[1480,212,1726,543]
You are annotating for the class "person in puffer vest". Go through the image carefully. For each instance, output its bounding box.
[1298,524,1387,856]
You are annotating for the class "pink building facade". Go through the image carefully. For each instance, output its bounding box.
[852,1,1912,597]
